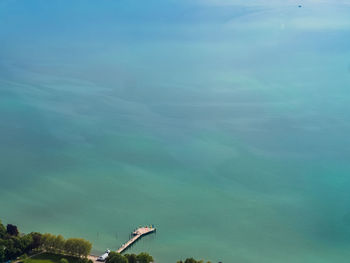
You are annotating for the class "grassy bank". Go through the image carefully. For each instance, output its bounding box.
[23,253,82,263]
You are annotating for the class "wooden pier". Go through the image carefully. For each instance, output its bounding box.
[117,226,156,254]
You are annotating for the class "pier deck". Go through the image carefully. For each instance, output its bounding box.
[117,226,156,254]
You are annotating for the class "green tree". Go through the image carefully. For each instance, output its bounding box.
[81,239,92,257]
[4,238,22,260]
[6,224,19,236]
[106,252,128,263]
[18,234,33,253]
[54,235,65,252]
[60,258,69,263]
[0,220,6,239]
[179,258,208,263]
[0,245,5,263]
[65,238,91,257]
[124,253,137,263]
[76,238,92,257]
[136,252,154,263]
[64,238,74,255]
[28,232,42,251]
[41,233,56,252]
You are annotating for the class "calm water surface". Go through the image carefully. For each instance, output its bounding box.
[1,0,350,262]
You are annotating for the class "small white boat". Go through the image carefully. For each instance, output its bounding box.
[97,249,110,261]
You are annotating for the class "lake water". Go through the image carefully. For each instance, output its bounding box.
[1,0,350,262]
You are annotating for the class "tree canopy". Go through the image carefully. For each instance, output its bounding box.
[0,219,92,262]
[107,252,155,263]
[177,258,212,263]
[6,224,19,236]
[106,252,128,263]
[136,252,154,263]
[0,221,6,239]
[124,253,137,263]
[64,238,92,257]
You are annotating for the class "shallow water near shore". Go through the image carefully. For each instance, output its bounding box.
[1,0,350,262]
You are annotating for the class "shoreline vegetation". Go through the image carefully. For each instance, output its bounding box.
[0,220,92,262]
[0,220,213,263]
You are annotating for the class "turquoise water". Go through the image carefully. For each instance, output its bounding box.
[1,0,350,262]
